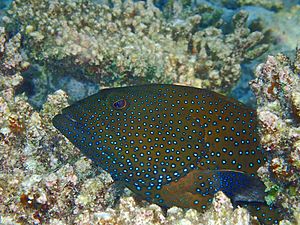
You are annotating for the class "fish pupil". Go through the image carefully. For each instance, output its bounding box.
[113,99,127,109]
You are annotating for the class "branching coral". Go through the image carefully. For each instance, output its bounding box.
[5,0,267,93]
[250,48,300,223]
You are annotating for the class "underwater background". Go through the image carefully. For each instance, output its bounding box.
[0,0,299,224]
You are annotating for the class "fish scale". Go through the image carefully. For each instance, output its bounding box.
[53,84,281,224]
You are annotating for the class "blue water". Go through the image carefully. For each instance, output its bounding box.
[0,0,11,9]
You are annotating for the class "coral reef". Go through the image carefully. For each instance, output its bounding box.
[234,0,283,10]
[95,192,253,225]
[4,0,267,93]
[250,48,300,224]
[0,26,259,225]
[0,26,254,224]
[0,44,116,223]
[0,26,108,224]
[1,0,299,224]
[0,25,287,225]
[0,27,29,76]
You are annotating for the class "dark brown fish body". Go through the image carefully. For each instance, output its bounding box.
[53,84,280,224]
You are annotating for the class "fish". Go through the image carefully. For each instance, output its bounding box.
[53,84,281,224]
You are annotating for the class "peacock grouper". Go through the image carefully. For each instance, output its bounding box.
[53,84,281,224]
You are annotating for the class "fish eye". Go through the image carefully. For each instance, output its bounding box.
[113,99,127,109]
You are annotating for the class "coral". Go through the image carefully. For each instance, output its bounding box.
[0,27,29,76]
[235,0,283,10]
[0,29,116,223]
[159,0,223,27]
[5,0,267,93]
[250,48,300,223]
[70,192,253,225]
[0,70,116,223]
[242,4,300,55]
